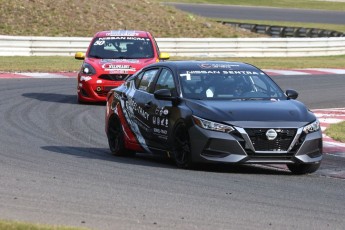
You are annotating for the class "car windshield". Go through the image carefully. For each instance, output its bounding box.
[179,68,285,100]
[88,36,154,59]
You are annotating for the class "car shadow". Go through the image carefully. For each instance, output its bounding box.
[42,145,292,175]
[41,145,176,169]
[22,93,106,105]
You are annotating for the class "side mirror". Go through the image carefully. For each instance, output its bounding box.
[159,52,170,60]
[154,89,180,105]
[154,89,173,100]
[286,89,298,99]
[75,52,85,60]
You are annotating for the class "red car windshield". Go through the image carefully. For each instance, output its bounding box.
[88,36,154,59]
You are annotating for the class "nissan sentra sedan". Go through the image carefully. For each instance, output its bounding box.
[105,61,322,174]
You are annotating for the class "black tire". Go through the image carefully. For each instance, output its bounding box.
[287,162,321,175]
[107,117,134,157]
[77,94,83,104]
[173,123,193,169]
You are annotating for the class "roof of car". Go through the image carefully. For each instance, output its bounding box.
[94,30,150,38]
[150,60,260,71]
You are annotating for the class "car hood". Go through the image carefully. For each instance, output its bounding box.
[185,99,316,128]
[85,58,156,73]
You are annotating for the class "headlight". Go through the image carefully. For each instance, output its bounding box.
[303,120,320,134]
[192,115,234,133]
[81,63,96,75]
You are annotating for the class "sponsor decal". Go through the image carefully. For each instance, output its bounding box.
[80,76,92,81]
[117,92,151,153]
[126,97,149,120]
[100,36,146,41]
[155,107,169,116]
[153,128,168,135]
[106,30,139,36]
[183,70,259,75]
[109,70,128,74]
[100,59,140,63]
[199,63,240,69]
[187,70,221,74]
[152,116,169,127]
[222,71,259,75]
[96,80,103,83]
[101,63,136,72]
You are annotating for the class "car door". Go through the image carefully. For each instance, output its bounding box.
[127,68,159,148]
[144,68,178,150]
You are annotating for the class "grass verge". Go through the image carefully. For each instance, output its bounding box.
[0,219,86,230]
[161,0,345,11]
[0,0,257,38]
[325,121,345,143]
[1,55,344,72]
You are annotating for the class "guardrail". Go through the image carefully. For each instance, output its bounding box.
[220,21,345,38]
[1,35,345,57]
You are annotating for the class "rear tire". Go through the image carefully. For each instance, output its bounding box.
[287,162,321,175]
[107,117,134,157]
[173,123,193,169]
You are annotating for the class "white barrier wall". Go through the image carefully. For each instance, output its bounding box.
[0,35,345,57]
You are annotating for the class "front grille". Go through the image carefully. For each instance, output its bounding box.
[98,74,130,81]
[245,128,296,151]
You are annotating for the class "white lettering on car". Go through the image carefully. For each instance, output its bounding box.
[80,76,92,81]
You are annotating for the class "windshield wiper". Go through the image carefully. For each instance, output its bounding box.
[242,98,269,101]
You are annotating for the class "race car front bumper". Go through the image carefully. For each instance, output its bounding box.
[188,125,322,164]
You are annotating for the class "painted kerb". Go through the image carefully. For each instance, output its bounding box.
[0,35,345,57]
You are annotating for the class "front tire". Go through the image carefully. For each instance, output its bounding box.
[107,117,134,156]
[77,94,85,104]
[287,162,321,175]
[173,123,193,169]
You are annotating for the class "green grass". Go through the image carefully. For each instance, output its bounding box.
[325,121,345,142]
[1,56,344,73]
[0,56,82,72]
[161,0,345,11]
[0,219,87,230]
[0,0,258,38]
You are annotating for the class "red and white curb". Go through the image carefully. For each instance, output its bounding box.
[313,108,345,157]
[0,72,76,79]
[0,68,345,79]
[264,68,345,76]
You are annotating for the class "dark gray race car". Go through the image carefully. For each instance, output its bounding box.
[105,61,322,174]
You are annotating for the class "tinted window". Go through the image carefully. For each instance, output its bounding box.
[88,36,154,59]
[134,72,144,89]
[178,68,285,100]
[138,69,159,92]
[154,69,176,92]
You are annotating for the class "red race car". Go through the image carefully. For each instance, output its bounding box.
[75,30,169,103]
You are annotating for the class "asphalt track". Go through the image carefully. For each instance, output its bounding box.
[167,3,345,24]
[0,76,345,230]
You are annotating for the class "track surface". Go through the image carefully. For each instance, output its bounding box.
[0,76,345,230]
[167,3,345,24]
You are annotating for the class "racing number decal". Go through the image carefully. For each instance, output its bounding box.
[94,40,105,46]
